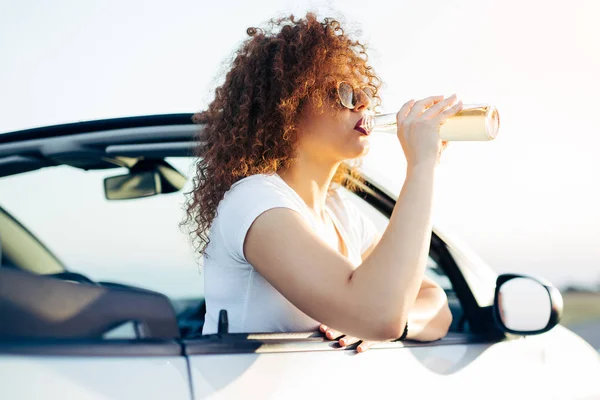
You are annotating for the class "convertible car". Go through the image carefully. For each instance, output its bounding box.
[0,115,598,399]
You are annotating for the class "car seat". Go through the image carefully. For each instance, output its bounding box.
[0,268,179,340]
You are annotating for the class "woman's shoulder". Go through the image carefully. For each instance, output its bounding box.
[217,173,302,215]
[230,173,281,190]
[225,173,288,200]
[210,173,306,261]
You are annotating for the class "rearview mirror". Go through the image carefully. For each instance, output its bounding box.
[104,171,161,200]
[104,160,186,200]
[493,274,563,335]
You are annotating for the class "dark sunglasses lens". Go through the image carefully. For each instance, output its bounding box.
[362,87,374,99]
[337,82,355,109]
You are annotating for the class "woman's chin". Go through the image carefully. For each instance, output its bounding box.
[355,136,371,156]
[342,140,370,160]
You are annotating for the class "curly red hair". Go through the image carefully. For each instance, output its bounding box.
[183,12,381,255]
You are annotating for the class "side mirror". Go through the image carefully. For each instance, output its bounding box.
[493,274,563,335]
[104,160,186,201]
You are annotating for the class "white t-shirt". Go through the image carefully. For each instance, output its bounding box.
[202,173,378,335]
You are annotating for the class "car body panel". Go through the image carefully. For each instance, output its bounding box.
[537,325,600,399]
[188,338,550,399]
[0,355,191,400]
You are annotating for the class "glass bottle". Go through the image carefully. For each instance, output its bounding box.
[366,104,500,141]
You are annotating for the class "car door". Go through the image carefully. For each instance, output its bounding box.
[0,341,191,400]
[185,336,547,399]
[184,187,551,399]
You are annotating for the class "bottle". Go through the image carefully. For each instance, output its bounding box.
[365,104,500,141]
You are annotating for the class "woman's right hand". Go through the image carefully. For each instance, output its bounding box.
[396,94,463,168]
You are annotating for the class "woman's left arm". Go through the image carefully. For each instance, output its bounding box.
[320,234,453,351]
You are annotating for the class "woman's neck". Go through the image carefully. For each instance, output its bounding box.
[277,153,341,218]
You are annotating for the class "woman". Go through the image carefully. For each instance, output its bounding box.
[184,13,461,352]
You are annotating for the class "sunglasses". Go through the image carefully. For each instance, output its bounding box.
[336,81,375,110]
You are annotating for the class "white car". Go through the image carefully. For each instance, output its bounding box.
[0,115,598,400]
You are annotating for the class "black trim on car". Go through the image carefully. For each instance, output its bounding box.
[0,114,195,144]
[432,235,498,335]
[0,339,183,357]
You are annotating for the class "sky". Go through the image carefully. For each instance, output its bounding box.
[1,0,599,295]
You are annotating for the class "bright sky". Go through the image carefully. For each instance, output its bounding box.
[1,0,599,293]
